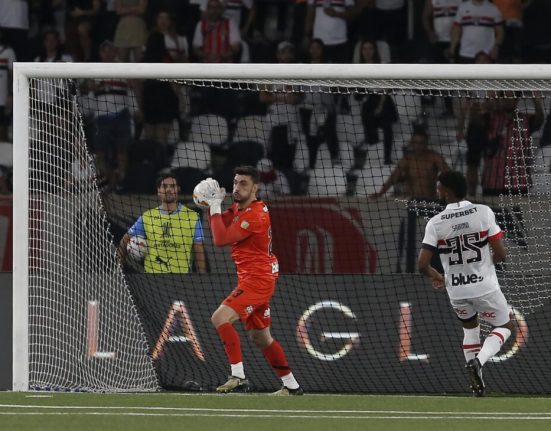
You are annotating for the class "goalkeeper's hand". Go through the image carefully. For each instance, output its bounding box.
[206,180,226,216]
[198,178,225,215]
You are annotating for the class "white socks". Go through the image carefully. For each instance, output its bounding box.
[477,327,511,366]
[281,372,299,390]
[463,326,481,362]
[231,362,245,379]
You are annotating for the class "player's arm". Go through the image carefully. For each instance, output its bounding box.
[209,214,252,247]
[449,23,462,59]
[193,242,206,273]
[119,216,145,263]
[489,235,506,264]
[422,0,436,44]
[371,161,405,198]
[192,218,206,273]
[435,153,450,174]
[418,246,445,290]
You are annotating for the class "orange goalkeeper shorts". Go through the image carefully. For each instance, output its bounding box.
[222,278,276,330]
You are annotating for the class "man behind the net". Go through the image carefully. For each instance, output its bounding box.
[418,170,513,397]
[196,166,302,395]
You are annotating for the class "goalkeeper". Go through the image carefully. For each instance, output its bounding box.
[196,166,302,395]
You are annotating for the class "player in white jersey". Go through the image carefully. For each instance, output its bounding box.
[418,170,514,397]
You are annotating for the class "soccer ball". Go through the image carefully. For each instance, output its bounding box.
[193,182,212,209]
[127,235,148,260]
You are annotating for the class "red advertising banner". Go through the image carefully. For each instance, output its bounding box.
[269,198,378,274]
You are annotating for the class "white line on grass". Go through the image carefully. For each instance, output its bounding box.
[0,412,550,420]
[0,405,550,416]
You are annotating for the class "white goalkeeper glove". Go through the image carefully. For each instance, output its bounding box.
[207,180,226,216]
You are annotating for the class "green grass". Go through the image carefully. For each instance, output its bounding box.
[0,392,550,431]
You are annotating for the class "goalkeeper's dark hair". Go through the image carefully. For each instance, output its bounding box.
[234,166,260,184]
[156,173,178,188]
[438,170,467,200]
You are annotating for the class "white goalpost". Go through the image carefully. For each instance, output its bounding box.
[12,62,551,393]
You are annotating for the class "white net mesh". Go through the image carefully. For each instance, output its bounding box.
[17,65,551,394]
[28,78,158,391]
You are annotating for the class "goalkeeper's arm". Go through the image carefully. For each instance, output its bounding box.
[209,214,251,247]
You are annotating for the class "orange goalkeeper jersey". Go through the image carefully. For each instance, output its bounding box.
[221,200,279,283]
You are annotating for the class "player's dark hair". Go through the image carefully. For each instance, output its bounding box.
[438,170,467,200]
[234,166,260,184]
[412,129,429,142]
[156,173,178,188]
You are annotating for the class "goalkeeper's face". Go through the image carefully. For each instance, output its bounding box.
[233,174,257,204]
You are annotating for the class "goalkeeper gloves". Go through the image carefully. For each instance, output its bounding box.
[196,178,226,215]
[207,179,226,216]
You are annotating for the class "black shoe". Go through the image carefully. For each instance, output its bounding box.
[466,358,485,397]
[272,386,304,396]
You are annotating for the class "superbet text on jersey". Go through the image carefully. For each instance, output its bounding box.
[422,200,504,300]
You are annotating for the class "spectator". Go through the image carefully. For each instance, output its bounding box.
[422,0,461,63]
[493,0,531,63]
[350,0,377,44]
[88,40,137,192]
[34,29,74,63]
[481,91,544,196]
[355,39,397,165]
[304,0,355,63]
[0,30,16,142]
[373,0,408,62]
[96,0,119,44]
[32,30,74,192]
[371,130,450,200]
[0,0,29,61]
[65,0,101,62]
[259,41,304,171]
[113,0,148,62]
[450,0,504,62]
[455,50,493,197]
[156,10,189,62]
[140,32,180,153]
[193,0,242,63]
[256,158,291,199]
[199,0,256,39]
[299,38,341,171]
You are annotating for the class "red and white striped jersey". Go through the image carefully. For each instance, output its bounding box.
[453,0,503,58]
[422,200,503,300]
[431,0,462,42]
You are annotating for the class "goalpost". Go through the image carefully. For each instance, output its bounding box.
[13,62,551,393]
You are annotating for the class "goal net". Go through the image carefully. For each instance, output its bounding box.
[13,63,551,394]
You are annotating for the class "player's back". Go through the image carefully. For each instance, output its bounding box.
[427,200,503,300]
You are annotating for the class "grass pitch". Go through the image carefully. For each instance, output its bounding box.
[0,392,550,431]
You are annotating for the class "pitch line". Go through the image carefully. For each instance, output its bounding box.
[1,405,550,418]
[0,412,551,420]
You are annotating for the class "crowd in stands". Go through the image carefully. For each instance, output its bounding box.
[1,0,551,198]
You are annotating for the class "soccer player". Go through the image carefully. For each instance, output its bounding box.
[417,170,513,396]
[119,174,206,273]
[197,166,302,395]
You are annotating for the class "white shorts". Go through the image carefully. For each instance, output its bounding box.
[450,290,511,327]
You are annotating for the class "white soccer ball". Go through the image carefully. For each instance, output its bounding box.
[127,235,148,260]
[193,182,212,209]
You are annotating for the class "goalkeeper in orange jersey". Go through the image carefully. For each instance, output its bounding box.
[195,166,303,395]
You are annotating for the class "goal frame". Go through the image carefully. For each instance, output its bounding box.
[12,62,551,391]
